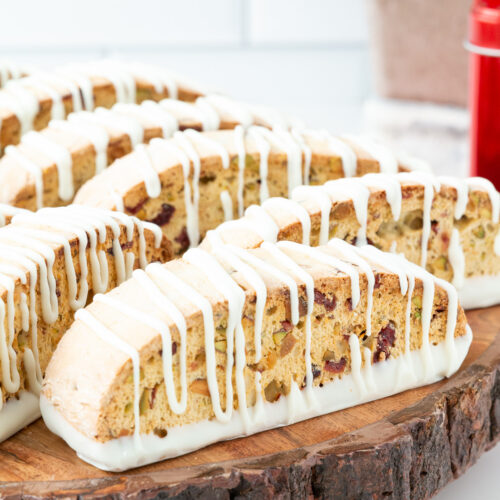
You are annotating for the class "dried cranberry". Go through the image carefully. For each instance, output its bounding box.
[172,342,178,355]
[367,237,376,247]
[149,203,175,227]
[373,321,396,363]
[314,289,336,312]
[150,384,158,409]
[281,320,293,333]
[298,296,308,317]
[441,232,450,248]
[125,198,147,215]
[346,298,353,311]
[175,227,190,253]
[107,240,133,256]
[324,357,346,374]
[374,274,381,289]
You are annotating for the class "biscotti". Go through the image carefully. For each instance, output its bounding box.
[0,60,31,88]
[0,95,298,211]
[0,204,27,227]
[41,237,471,471]
[0,60,206,155]
[208,172,500,309]
[73,129,422,254]
[0,205,172,442]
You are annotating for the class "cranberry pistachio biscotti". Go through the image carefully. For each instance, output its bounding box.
[0,95,298,211]
[41,237,471,471]
[0,60,206,154]
[73,129,421,253]
[210,173,500,309]
[0,206,172,442]
[0,60,32,88]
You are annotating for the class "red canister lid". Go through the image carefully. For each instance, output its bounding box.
[469,0,500,50]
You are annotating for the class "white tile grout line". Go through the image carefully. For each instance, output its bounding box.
[240,0,250,48]
[0,42,368,55]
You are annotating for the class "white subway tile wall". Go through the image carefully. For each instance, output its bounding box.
[248,0,367,44]
[0,0,370,132]
[0,0,243,48]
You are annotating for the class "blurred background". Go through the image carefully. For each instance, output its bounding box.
[0,0,471,176]
[1,0,497,497]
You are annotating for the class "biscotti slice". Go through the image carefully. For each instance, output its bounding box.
[0,204,27,228]
[211,173,500,309]
[73,129,423,254]
[41,237,471,471]
[0,60,206,155]
[0,205,172,442]
[0,95,298,212]
[0,60,32,88]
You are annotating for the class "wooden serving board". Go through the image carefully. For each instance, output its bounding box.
[0,306,499,499]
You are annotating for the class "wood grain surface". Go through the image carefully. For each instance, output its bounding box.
[0,306,498,499]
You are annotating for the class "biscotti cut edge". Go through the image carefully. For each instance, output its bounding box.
[209,172,500,310]
[73,129,424,254]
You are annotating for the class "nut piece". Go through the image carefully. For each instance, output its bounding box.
[139,388,151,415]
[189,378,210,397]
[264,380,283,402]
[474,225,486,239]
[279,332,297,358]
[214,340,227,353]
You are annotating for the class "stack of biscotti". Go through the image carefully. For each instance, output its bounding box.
[0,95,299,213]
[207,173,500,309]
[41,236,471,471]
[0,60,207,154]
[0,205,173,442]
[73,130,422,253]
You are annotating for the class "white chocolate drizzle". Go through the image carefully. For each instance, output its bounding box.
[215,170,499,303]
[51,117,110,175]
[342,135,398,174]
[0,60,205,143]
[0,60,25,87]
[39,236,470,471]
[21,131,74,201]
[0,206,160,425]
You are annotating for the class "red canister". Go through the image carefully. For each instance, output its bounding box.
[467,0,500,188]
